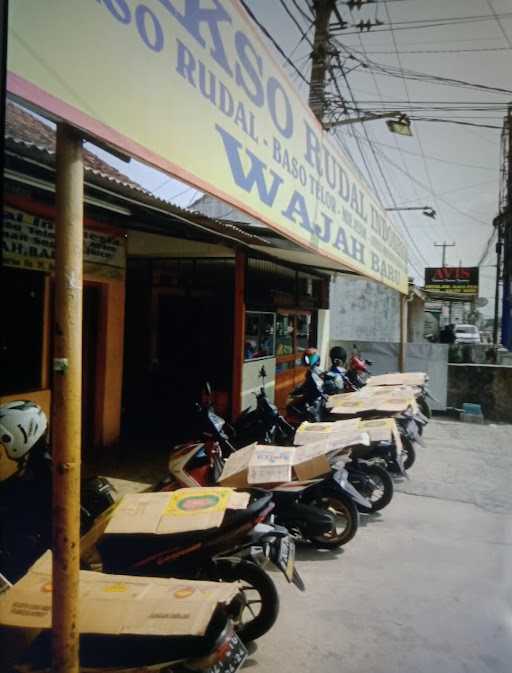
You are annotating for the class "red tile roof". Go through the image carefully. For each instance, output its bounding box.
[5,101,146,192]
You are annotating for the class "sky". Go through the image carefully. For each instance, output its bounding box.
[87,0,512,316]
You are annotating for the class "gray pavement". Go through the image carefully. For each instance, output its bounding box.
[250,419,512,673]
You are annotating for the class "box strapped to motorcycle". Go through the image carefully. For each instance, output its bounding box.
[294,418,366,453]
[365,372,427,387]
[327,387,419,416]
[103,488,251,535]
[0,549,241,641]
[218,430,365,488]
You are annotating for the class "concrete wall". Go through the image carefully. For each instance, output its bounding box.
[329,340,448,409]
[241,357,276,412]
[408,296,425,343]
[447,363,512,422]
[330,275,400,342]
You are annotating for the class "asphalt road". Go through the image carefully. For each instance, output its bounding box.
[250,419,512,673]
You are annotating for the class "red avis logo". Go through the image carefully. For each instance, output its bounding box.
[433,267,471,281]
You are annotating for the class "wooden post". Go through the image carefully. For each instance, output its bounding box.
[399,295,408,372]
[52,123,84,673]
[231,250,246,419]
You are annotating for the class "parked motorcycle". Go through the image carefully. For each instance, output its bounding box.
[158,385,365,548]
[15,611,246,673]
[349,349,435,422]
[0,401,117,583]
[347,344,373,389]
[0,403,249,673]
[97,489,304,643]
[235,367,394,513]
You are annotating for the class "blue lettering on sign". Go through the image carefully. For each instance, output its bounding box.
[157,0,233,75]
[98,0,131,24]
[215,125,283,206]
[267,77,293,139]
[135,5,164,52]
[94,0,402,282]
[234,31,264,107]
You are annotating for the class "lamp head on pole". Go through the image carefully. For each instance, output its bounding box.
[386,114,413,137]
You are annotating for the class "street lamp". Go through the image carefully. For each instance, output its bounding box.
[324,112,412,136]
[385,206,436,219]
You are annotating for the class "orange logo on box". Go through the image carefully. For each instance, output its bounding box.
[104,583,128,593]
[174,587,195,599]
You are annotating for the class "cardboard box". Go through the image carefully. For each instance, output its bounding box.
[104,488,250,536]
[0,552,239,637]
[218,442,333,487]
[358,418,403,451]
[294,418,367,452]
[328,386,418,415]
[366,372,427,387]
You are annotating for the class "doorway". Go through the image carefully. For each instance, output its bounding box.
[122,258,235,442]
[82,284,102,455]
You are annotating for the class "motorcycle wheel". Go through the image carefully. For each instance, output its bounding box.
[417,396,432,419]
[358,463,394,512]
[402,437,417,470]
[211,560,279,643]
[304,491,359,549]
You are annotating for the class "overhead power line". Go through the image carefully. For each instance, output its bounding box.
[238,0,310,85]
[361,47,512,55]
[485,0,512,50]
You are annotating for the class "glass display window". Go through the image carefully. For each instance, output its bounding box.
[244,312,276,361]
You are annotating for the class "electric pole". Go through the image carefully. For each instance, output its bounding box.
[501,103,512,349]
[308,0,335,122]
[493,214,503,345]
[433,241,456,267]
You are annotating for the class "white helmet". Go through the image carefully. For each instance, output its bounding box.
[0,401,48,462]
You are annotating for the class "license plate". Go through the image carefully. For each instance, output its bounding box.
[205,631,247,673]
[407,420,418,437]
[273,536,296,582]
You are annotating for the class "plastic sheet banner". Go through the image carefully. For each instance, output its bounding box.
[7,0,407,293]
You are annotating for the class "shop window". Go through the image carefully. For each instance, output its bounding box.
[0,269,45,394]
[275,311,313,375]
[276,313,295,356]
[244,312,275,361]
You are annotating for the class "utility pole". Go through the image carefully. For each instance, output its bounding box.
[493,214,503,345]
[308,0,335,122]
[52,124,84,673]
[433,241,456,267]
[0,0,8,273]
[501,103,512,350]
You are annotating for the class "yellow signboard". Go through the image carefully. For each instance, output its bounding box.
[3,206,126,278]
[7,0,408,292]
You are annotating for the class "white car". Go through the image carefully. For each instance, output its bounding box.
[454,324,481,344]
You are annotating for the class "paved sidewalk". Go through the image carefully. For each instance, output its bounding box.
[248,419,512,673]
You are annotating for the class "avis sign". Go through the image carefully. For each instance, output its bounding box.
[424,267,479,296]
[7,0,408,292]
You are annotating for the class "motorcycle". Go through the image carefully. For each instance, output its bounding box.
[346,344,373,389]
[287,365,412,477]
[159,385,366,548]
[13,609,247,673]
[97,489,304,643]
[235,367,394,514]
[350,349,435,424]
[0,464,248,673]
[0,442,117,583]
